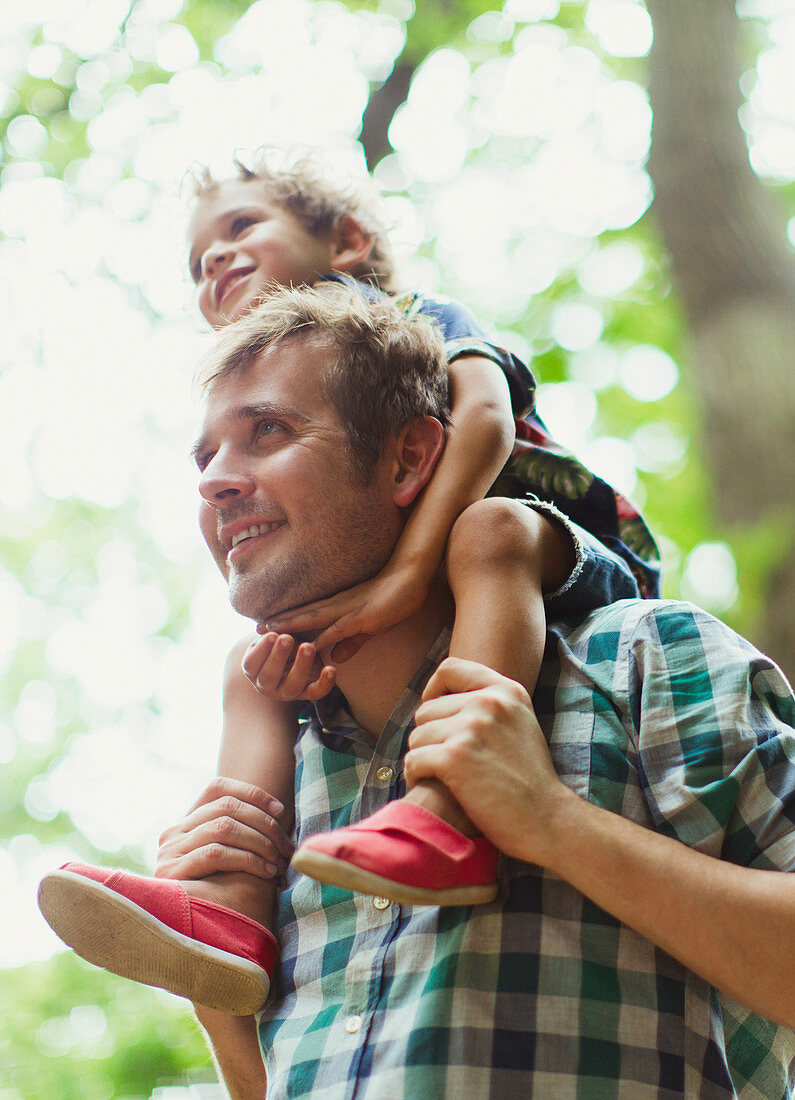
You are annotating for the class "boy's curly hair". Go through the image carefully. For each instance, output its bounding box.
[189,148,396,292]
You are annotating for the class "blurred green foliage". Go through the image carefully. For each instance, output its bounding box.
[2,1,789,1096]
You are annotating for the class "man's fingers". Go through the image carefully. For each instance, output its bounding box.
[185,776,285,819]
[159,843,280,882]
[177,792,294,861]
[403,742,453,792]
[412,692,470,727]
[421,657,510,702]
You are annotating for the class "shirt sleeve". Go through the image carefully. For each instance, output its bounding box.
[626,603,795,872]
[520,498,641,615]
[414,294,537,418]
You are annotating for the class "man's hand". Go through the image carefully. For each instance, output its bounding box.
[242,632,336,702]
[408,664,795,1030]
[405,657,575,869]
[155,777,294,883]
[262,563,432,662]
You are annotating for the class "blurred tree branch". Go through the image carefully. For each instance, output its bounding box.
[354,0,498,169]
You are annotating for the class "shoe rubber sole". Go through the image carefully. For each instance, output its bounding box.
[291,848,498,907]
[37,870,271,1015]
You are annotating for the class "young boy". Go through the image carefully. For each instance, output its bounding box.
[38,151,660,1016]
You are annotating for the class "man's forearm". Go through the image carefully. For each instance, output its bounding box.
[194,1007,267,1099]
[407,658,795,1031]
[543,790,795,1028]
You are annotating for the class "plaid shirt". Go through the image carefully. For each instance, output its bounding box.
[258,601,795,1098]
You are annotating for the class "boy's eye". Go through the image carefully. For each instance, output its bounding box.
[231,215,256,236]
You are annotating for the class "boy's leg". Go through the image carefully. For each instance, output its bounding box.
[404,498,574,831]
[292,499,576,906]
[38,644,297,1014]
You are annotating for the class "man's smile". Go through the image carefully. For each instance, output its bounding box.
[230,521,284,549]
[219,516,288,565]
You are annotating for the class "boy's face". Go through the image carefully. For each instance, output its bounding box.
[188,179,338,329]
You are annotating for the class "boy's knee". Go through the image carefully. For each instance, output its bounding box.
[447,499,545,575]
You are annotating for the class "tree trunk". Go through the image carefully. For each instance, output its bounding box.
[645,0,795,678]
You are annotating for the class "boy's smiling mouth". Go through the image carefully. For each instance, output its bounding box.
[216,267,256,309]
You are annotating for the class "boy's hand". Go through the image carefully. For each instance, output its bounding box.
[264,565,431,661]
[242,632,336,702]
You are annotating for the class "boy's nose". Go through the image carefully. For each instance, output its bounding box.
[203,244,233,279]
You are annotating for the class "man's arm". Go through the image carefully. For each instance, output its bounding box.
[405,657,795,1029]
[155,776,287,1098]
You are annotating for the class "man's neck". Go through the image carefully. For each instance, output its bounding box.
[328,581,454,737]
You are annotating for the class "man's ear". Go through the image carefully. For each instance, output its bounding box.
[391,417,446,508]
[330,215,374,275]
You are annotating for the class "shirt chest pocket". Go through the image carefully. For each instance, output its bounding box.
[547,706,639,814]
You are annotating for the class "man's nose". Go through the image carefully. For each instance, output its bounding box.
[199,452,256,506]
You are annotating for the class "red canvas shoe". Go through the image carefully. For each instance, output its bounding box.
[291,800,498,907]
[37,862,277,1015]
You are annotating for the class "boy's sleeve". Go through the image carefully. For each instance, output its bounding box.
[412,294,538,418]
[521,499,642,617]
[628,603,795,872]
[413,291,662,600]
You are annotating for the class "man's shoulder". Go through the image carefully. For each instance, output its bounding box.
[561,599,791,703]
[555,598,766,677]
[565,596,740,641]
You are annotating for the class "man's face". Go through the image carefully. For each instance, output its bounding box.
[188,179,337,330]
[194,337,403,624]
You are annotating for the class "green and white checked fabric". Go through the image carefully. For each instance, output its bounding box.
[258,601,795,1099]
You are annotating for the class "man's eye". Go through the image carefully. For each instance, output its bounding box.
[256,421,279,438]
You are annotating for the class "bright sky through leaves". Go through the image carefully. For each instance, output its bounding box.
[3,0,794,978]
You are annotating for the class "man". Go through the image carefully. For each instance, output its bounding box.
[165,283,794,1098]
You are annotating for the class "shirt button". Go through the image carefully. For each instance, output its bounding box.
[373,896,390,910]
[375,766,393,783]
[345,1015,362,1034]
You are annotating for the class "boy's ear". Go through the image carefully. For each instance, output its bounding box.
[330,215,374,275]
[391,417,446,509]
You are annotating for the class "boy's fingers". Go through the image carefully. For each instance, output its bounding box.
[277,642,318,699]
[301,665,337,701]
[253,634,294,694]
[266,599,337,633]
[242,632,277,680]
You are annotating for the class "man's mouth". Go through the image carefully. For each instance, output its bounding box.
[230,521,283,549]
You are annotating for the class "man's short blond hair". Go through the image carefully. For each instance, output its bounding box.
[190,148,396,292]
[197,283,450,476]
